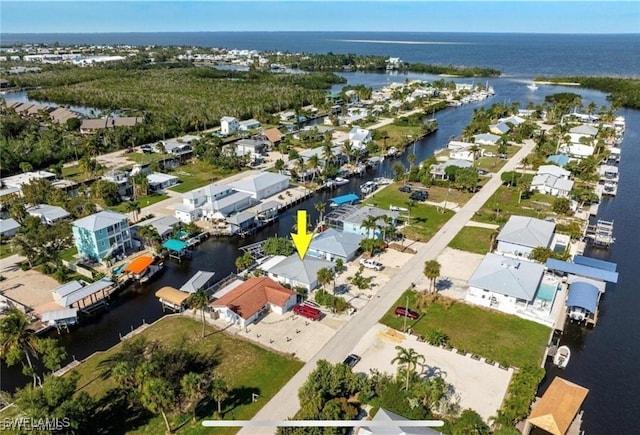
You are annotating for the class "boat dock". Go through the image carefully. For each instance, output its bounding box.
[584,219,615,248]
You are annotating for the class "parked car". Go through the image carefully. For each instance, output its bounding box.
[477,168,489,176]
[410,190,428,201]
[342,354,361,368]
[394,306,419,320]
[399,184,412,193]
[359,258,384,271]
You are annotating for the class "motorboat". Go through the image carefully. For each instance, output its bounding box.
[360,181,377,195]
[527,82,539,91]
[553,345,571,368]
[334,176,349,186]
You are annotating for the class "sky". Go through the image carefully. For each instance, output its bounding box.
[1,1,639,34]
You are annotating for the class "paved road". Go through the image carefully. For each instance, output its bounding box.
[240,139,535,434]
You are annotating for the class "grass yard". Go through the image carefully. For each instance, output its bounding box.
[381,291,550,368]
[473,185,558,225]
[448,226,496,254]
[70,316,302,435]
[365,184,453,242]
[106,193,169,212]
[375,124,424,149]
[123,152,171,166]
[0,242,17,259]
[169,161,240,193]
[425,185,473,206]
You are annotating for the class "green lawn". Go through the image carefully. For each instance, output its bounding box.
[60,246,78,262]
[168,161,240,193]
[106,193,169,212]
[448,226,496,254]
[381,291,550,368]
[0,242,17,259]
[375,124,424,149]
[70,316,303,435]
[473,185,559,225]
[425,185,473,206]
[365,184,453,242]
[122,152,170,166]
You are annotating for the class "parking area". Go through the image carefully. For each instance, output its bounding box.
[351,323,513,422]
[0,255,59,313]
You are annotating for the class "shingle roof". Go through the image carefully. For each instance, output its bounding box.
[262,127,284,143]
[266,254,334,287]
[468,253,545,301]
[73,211,127,232]
[497,216,555,249]
[210,277,295,319]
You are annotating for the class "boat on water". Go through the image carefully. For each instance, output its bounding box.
[527,82,539,91]
[334,176,349,186]
[553,345,571,368]
[360,181,377,195]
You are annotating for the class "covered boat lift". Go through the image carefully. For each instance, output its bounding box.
[155,286,190,312]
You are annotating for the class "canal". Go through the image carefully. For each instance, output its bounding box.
[3,75,639,433]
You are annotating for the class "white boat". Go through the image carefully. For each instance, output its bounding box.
[553,345,571,368]
[140,262,164,284]
[334,177,349,186]
[527,82,539,91]
[360,181,377,195]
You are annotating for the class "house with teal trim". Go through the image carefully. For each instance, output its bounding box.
[72,211,132,262]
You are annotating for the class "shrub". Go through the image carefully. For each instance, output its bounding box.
[425,329,449,346]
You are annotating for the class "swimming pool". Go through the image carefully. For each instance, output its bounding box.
[536,283,557,301]
[111,263,128,276]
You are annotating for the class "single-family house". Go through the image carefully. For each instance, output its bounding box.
[348,126,372,150]
[210,277,297,328]
[26,204,70,225]
[175,183,252,223]
[329,205,399,239]
[570,124,598,136]
[499,115,525,126]
[238,119,261,131]
[1,170,56,192]
[259,127,285,146]
[220,116,239,135]
[147,172,179,192]
[496,216,555,258]
[450,147,481,162]
[0,218,20,238]
[489,122,510,135]
[132,215,180,240]
[524,377,589,435]
[308,229,365,262]
[531,174,574,198]
[263,254,334,291]
[230,172,289,200]
[466,253,545,315]
[101,169,132,198]
[429,159,473,179]
[279,111,296,122]
[72,211,132,262]
[158,140,193,157]
[472,133,501,146]
[359,408,442,435]
[234,139,268,156]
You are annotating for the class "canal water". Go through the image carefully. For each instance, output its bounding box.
[3,74,639,432]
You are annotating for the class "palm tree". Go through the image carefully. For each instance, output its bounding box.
[321,143,333,177]
[132,172,149,199]
[423,260,441,294]
[307,154,320,182]
[125,200,141,223]
[316,267,334,291]
[391,346,425,390]
[361,215,379,239]
[342,140,354,166]
[314,201,326,225]
[140,377,175,434]
[379,215,394,241]
[186,288,209,339]
[210,376,229,416]
[0,308,42,387]
[181,372,208,422]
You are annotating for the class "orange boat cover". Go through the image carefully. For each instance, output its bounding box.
[124,255,154,274]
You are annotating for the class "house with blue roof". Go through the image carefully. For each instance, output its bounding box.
[72,211,131,262]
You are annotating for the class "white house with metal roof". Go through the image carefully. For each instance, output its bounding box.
[530,166,574,198]
[308,229,365,262]
[348,126,372,150]
[175,183,253,223]
[466,253,546,318]
[473,133,501,145]
[132,215,180,240]
[26,204,71,225]
[0,218,20,238]
[570,124,598,136]
[147,172,179,192]
[496,216,555,258]
[72,211,131,262]
[230,172,289,200]
[263,254,334,291]
[220,116,239,135]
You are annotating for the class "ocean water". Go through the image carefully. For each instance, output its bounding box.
[2,32,639,77]
[1,32,639,432]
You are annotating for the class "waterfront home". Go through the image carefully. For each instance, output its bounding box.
[72,211,132,262]
[180,270,216,294]
[569,124,598,136]
[450,147,481,162]
[175,183,253,223]
[447,140,475,150]
[279,111,296,122]
[1,170,56,193]
[308,228,365,262]
[348,126,372,150]
[472,133,501,146]
[530,165,574,198]
[79,117,142,134]
[227,211,256,235]
[262,254,334,291]
[238,119,261,131]
[230,172,289,200]
[326,205,399,239]
[26,204,70,225]
[466,253,548,320]
[430,159,473,180]
[49,107,81,125]
[220,116,239,135]
[101,169,132,198]
[147,172,179,192]
[489,122,510,135]
[496,215,555,258]
[524,377,588,435]
[0,218,20,238]
[157,140,193,157]
[234,138,269,156]
[210,277,297,328]
[257,127,285,146]
[132,215,180,241]
[499,115,525,126]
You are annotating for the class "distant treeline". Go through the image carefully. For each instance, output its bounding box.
[281,53,501,77]
[536,76,640,110]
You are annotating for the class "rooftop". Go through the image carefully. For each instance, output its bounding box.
[230,172,289,194]
[180,271,215,293]
[468,253,545,301]
[265,254,334,287]
[73,210,128,232]
[497,215,555,249]
[210,277,295,320]
[309,228,364,258]
[527,377,589,435]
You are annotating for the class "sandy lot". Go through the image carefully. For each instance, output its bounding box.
[352,323,513,421]
[0,255,59,311]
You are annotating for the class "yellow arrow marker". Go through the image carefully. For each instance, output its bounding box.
[291,210,313,260]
